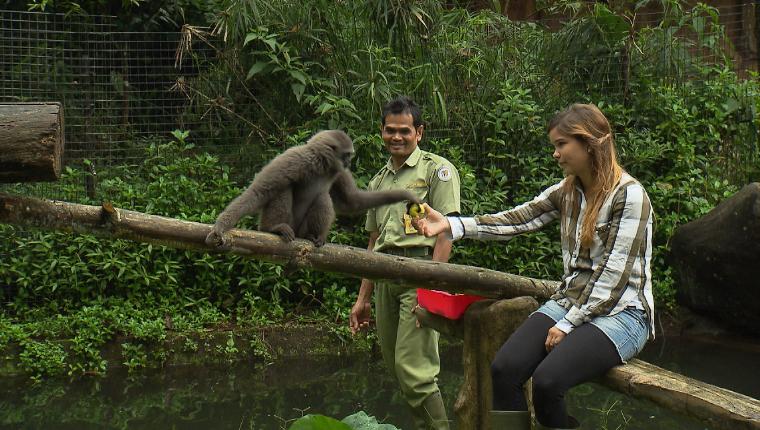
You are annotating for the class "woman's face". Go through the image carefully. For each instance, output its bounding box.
[549,128,592,178]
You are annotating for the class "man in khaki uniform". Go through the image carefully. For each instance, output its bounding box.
[349,97,461,430]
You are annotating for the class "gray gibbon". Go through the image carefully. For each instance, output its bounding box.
[206,130,419,248]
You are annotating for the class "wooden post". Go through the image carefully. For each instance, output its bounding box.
[0,102,64,183]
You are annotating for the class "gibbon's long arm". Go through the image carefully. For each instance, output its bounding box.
[329,170,419,214]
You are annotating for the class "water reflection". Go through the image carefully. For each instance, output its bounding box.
[1,334,756,430]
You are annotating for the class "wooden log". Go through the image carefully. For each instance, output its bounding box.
[603,358,760,430]
[419,300,760,430]
[0,193,560,299]
[0,102,64,183]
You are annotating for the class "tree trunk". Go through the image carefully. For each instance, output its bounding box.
[0,193,560,299]
[418,301,760,430]
[669,183,760,334]
[0,103,64,183]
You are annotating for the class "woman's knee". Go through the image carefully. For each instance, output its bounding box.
[531,366,566,400]
[491,352,528,384]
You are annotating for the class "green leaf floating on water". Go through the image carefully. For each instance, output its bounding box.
[288,412,400,430]
[342,411,400,430]
[289,415,352,430]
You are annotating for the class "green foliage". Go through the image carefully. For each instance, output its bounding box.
[243,26,325,102]
[306,92,363,130]
[3,1,759,378]
[249,334,273,361]
[18,340,67,380]
[121,343,149,372]
[27,0,144,15]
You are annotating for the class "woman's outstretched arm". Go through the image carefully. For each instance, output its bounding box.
[416,180,565,241]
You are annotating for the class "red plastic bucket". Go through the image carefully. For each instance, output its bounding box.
[417,289,485,320]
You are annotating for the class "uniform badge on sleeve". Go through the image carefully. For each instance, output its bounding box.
[437,165,452,182]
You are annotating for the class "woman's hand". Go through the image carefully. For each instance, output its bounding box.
[412,204,451,237]
[545,326,567,352]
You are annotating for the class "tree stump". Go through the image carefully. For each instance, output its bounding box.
[0,102,64,183]
[416,296,540,430]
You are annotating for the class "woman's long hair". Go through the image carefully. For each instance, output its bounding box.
[548,103,623,248]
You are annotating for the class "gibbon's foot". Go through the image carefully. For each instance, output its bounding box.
[205,227,231,250]
[270,224,296,242]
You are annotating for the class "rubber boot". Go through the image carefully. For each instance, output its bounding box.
[409,391,450,430]
[533,415,580,429]
[409,406,428,430]
[489,410,530,429]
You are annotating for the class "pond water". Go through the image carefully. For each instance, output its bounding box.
[0,333,757,430]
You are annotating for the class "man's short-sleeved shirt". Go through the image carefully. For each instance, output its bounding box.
[365,146,461,252]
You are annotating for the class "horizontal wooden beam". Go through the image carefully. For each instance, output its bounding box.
[0,193,559,299]
[602,358,760,430]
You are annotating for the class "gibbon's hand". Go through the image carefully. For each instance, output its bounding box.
[349,299,372,334]
[403,191,422,205]
[412,204,451,237]
[205,225,231,250]
[545,326,567,352]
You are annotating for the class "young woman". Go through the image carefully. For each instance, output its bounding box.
[414,104,654,430]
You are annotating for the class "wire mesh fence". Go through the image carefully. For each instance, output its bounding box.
[0,3,757,203]
[0,10,239,203]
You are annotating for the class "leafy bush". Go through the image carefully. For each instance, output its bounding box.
[2,1,759,377]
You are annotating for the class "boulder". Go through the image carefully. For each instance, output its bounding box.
[669,183,760,334]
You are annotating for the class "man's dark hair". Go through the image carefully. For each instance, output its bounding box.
[381,96,424,128]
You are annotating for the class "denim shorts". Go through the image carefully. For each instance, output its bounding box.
[533,299,649,363]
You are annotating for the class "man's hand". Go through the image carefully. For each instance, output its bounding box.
[349,299,372,334]
[545,326,567,352]
[412,203,451,237]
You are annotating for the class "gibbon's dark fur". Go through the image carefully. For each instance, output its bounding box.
[206,130,418,247]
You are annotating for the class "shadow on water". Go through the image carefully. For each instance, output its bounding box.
[1,334,757,430]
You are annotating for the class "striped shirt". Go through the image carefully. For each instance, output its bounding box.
[449,172,655,338]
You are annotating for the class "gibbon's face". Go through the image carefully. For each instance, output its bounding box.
[316,130,354,170]
[335,133,354,169]
[549,128,591,178]
[338,144,354,170]
[382,113,423,161]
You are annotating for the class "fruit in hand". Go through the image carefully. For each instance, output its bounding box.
[407,202,426,218]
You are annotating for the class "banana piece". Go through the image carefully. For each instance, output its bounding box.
[407,202,426,218]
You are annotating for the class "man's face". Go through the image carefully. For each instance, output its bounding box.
[381,113,423,159]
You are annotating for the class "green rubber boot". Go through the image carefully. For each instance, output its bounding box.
[489,410,530,429]
[410,391,450,430]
